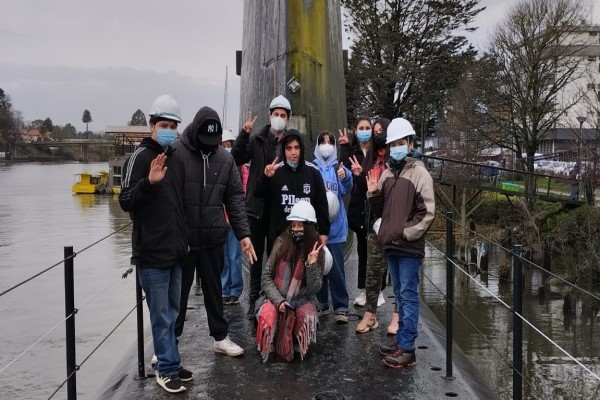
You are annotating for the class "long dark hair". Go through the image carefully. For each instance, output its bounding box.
[363,117,391,172]
[272,222,322,274]
[348,116,372,149]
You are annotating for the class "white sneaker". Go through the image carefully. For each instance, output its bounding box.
[214,336,244,357]
[151,354,157,366]
[377,291,386,307]
[354,289,366,306]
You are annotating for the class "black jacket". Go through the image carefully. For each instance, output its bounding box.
[118,138,188,267]
[339,142,368,233]
[231,124,281,220]
[172,108,250,250]
[255,130,330,241]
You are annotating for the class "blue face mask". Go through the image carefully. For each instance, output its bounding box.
[390,144,409,161]
[356,130,372,143]
[156,129,177,147]
[286,160,299,169]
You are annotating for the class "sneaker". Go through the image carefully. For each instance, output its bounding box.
[355,311,379,333]
[354,289,366,306]
[379,342,399,356]
[223,296,231,305]
[335,312,349,324]
[150,354,157,367]
[387,312,399,335]
[383,350,416,368]
[156,373,186,393]
[178,366,193,382]
[317,308,332,318]
[214,336,244,357]
[377,291,386,307]
[230,296,240,305]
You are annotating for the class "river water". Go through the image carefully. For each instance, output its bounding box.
[0,162,137,399]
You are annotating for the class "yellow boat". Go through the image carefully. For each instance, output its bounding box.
[72,171,109,194]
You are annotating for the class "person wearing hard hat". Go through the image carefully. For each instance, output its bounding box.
[220,129,248,306]
[231,94,292,318]
[255,201,327,362]
[171,107,257,358]
[119,95,193,393]
[365,117,435,369]
[311,130,353,323]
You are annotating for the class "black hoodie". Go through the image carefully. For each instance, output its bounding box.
[255,129,330,241]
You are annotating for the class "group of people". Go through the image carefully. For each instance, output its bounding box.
[119,93,435,394]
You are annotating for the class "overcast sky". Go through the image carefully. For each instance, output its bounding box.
[0,0,596,133]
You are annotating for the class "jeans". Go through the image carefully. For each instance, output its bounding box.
[221,227,243,298]
[386,254,421,351]
[316,242,349,314]
[137,265,182,377]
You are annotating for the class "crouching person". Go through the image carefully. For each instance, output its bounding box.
[256,201,326,362]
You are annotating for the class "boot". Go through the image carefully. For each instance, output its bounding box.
[387,312,399,335]
[355,311,379,333]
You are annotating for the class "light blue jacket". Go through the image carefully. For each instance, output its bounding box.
[313,133,353,244]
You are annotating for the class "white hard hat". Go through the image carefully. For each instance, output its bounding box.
[149,95,182,123]
[286,201,317,223]
[322,246,333,275]
[386,118,415,144]
[269,95,292,113]
[222,129,237,142]
[373,218,382,235]
[326,191,340,222]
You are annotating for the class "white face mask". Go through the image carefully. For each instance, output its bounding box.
[270,116,287,132]
[223,147,232,153]
[318,143,334,159]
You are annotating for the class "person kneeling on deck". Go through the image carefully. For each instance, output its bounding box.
[256,201,328,362]
[366,118,435,368]
[118,95,193,393]
[172,106,257,357]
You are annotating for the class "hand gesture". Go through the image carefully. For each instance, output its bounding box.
[349,155,363,176]
[336,164,346,180]
[279,301,291,313]
[148,153,167,184]
[240,237,257,264]
[307,241,325,265]
[264,157,281,178]
[366,169,378,193]
[338,128,349,145]
[242,112,257,134]
[319,235,328,246]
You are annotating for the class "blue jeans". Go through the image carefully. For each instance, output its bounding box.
[316,242,349,314]
[221,227,243,298]
[137,265,182,377]
[386,255,421,351]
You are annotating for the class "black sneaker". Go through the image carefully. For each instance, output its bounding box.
[379,343,399,356]
[156,373,186,393]
[230,296,240,305]
[178,367,193,382]
[223,297,231,305]
[334,312,348,324]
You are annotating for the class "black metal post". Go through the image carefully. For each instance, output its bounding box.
[135,267,146,378]
[513,244,523,400]
[64,246,77,400]
[445,212,454,379]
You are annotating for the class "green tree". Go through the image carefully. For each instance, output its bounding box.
[129,109,147,126]
[82,109,92,138]
[0,88,17,150]
[41,117,53,136]
[342,0,483,137]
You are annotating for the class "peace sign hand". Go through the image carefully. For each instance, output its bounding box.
[307,241,325,265]
[242,112,258,134]
[366,169,378,193]
[338,128,349,145]
[349,155,363,176]
[264,157,281,178]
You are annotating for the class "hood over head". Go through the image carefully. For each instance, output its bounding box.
[314,130,338,167]
[185,106,223,149]
[281,129,305,167]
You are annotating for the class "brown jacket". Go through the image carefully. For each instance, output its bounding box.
[367,157,435,257]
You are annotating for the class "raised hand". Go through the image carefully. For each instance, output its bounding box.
[240,237,257,264]
[264,157,281,178]
[148,153,167,184]
[366,169,378,193]
[242,112,258,134]
[337,163,346,180]
[349,155,363,176]
[307,241,325,265]
[338,128,349,145]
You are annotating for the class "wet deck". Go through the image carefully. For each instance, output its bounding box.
[99,242,495,399]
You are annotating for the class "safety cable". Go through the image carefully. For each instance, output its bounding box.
[0,222,132,299]
[421,270,545,400]
[436,211,600,303]
[427,239,600,383]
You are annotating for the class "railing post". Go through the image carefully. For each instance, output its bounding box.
[512,244,523,400]
[445,212,454,379]
[64,246,77,400]
[135,267,146,378]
